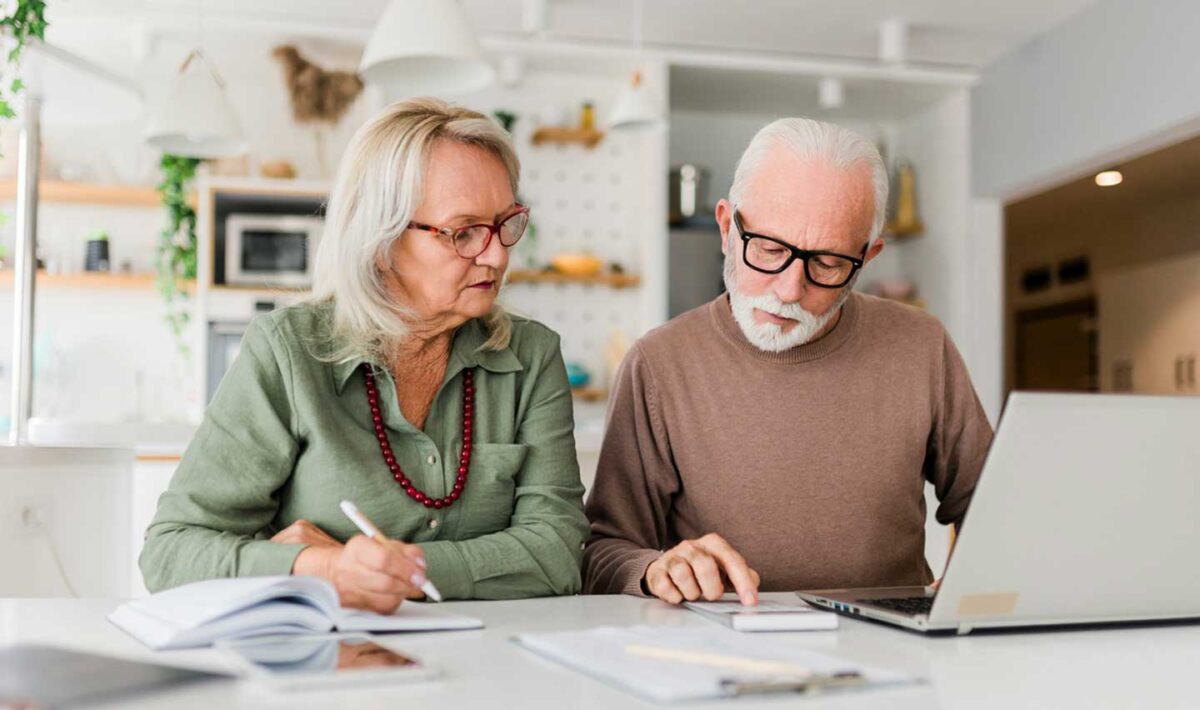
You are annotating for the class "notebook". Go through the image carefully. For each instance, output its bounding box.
[0,644,225,708]
[513,625,913,703]
[685,595,839,631]
[109,576,482,650]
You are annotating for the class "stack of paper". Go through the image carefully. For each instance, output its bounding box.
[513,625,915,703]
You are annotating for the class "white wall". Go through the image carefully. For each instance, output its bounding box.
[0,446,133,598]
[0,202,201,428]
[972,0,1200,199]
[0,285,199,427]
[890,91,973,358]
[966,198,1005,424]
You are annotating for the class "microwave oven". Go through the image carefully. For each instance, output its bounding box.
[225,213,323,288]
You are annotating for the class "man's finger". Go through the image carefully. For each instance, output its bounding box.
[666,557,703,601]
[678,548,725,601]
[698,535,758,605]
[647,565,684,604]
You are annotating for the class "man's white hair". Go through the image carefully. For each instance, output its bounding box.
[729,117,889,246]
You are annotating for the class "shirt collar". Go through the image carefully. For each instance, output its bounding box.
[331,318,523,395]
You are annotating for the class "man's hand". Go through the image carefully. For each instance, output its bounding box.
[643,533,760,606]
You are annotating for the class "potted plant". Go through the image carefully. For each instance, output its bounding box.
[0,0,48,149]
[156,154,200,356]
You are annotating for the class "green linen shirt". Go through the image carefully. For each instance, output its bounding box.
[140,301,589,600]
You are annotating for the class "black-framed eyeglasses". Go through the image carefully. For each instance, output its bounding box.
[732,209,866,289]
[407,204,530,259]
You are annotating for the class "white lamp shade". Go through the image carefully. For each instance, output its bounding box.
[609,71,661,130]
[146,51,247,159]
[359,0,494,98]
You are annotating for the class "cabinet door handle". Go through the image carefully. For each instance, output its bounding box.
[1175,357,1185,390]
[1188,355,1196,390]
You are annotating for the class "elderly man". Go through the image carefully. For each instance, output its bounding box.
[583,118,993,605]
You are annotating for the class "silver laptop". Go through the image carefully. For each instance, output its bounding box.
[798,393,1200,635]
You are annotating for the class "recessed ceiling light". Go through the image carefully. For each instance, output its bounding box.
[1095,169,1123,187]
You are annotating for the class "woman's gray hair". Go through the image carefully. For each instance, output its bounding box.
[729,117,889,246]
[311,97,519,363]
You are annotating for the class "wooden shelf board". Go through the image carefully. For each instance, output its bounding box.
[884,220,925,240]
[209,284,312,294]
[0,270,193,290]
[507,269,640,288]
[571,386,607,402]
[0,180,171,208]
[530,126,605,149]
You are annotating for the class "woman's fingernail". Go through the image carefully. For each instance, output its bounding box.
[415,556,427,569]
[411,572,427,587]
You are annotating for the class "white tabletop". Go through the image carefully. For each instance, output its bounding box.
[2,593,1198,709]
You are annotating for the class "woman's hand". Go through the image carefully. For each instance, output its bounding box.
[292,535,428,614]
[272,519,343,548]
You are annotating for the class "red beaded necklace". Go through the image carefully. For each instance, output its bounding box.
[362,365,474,509]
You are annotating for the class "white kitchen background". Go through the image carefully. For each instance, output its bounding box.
[0,40,668,437]
[0,1,1007,597]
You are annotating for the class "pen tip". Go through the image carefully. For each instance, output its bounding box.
[339,500,357,515]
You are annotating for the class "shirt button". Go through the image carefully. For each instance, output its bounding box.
[429,519,440,529]
[427,455,436,465]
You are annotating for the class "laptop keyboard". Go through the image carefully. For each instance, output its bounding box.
[859,596,935,615]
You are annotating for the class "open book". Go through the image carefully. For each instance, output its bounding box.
[109,576,482,650]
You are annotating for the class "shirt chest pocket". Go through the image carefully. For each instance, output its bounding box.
[459,442,529,536]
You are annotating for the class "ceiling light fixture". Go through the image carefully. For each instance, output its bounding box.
[609,0,662,130]
[1094,169,1123,187]
[879,18,908,65]
[359,0,494,98]
[145,0,246,158]
[818,77,844,110]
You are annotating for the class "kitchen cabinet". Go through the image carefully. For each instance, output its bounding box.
[130,455,182,597]
[1098,252,1200,394]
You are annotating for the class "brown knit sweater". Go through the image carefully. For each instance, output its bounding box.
[582,292,993,595]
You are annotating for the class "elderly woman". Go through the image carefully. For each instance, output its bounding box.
[141,98,589,611]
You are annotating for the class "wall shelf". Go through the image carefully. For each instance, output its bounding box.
[530,126,605,149]
[507,269,640,288]
[0,270,192,290]
[0,180,170,208]
[884,220,925,240]
[571,386,607,402]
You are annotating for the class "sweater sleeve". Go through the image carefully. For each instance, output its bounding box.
[582,344,680,595]
[925,330,994,527]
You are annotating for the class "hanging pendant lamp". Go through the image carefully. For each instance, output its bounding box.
[359,0,494,98]
[609,0,661,130]
[145,49,247,158]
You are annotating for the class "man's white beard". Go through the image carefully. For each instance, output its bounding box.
[723,247,851,353]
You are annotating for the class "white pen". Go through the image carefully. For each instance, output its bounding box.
[339,499,443,602]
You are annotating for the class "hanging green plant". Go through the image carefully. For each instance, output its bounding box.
[0,0,48,146]
[156,154,200,357]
